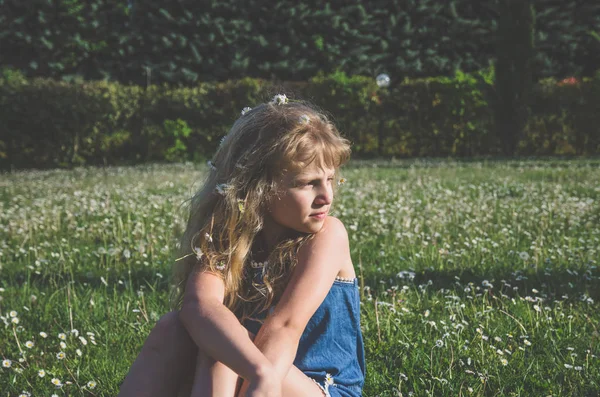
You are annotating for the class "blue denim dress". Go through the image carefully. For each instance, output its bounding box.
[242,275,366,397]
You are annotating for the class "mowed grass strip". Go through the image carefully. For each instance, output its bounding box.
[1,160,598,396]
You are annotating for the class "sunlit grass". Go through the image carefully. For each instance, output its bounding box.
[1,159,598,396]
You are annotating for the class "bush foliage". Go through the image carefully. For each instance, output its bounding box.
[1,69,599,170]
[0,0,598,85]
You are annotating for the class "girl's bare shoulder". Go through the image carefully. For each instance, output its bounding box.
[298,216,355,279]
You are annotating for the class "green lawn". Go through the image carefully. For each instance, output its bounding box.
[1,159,599,396]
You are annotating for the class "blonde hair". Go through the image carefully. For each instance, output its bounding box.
[170,98,351,322]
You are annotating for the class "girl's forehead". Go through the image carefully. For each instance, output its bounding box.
[285,163,336,179]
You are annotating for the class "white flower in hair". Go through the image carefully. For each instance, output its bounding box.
[193,246,203,260]
[215,183,229,195]
[299,114,310,125]
[250,260,267,268]
[241,107,252,116]
[271,94,288,105]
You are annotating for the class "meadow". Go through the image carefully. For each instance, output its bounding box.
[0,159,598,396]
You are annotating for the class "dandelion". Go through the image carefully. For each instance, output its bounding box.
[87,380,97,389]
[56,351,66,360]
[376,73,391,88]
[519,251,530,261]
[2,359,11,368]
[25,341,34,348]
[435,339,444,348]
[40,332,48,338]
[500,358,508,366]
[51,378,62,387]
[58,333,67,340]
[38,369,46,377]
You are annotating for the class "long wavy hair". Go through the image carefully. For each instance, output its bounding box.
[170,98,351,323]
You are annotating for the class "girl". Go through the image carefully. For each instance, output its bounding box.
[118,95,365,397]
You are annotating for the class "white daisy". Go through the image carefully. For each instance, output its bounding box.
[270,94,288,105]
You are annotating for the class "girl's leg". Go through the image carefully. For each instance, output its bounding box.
[187,349,240,397]
[118,311,197,397]
[236,365,327,397]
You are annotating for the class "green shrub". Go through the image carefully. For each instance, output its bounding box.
[1,72,598,170]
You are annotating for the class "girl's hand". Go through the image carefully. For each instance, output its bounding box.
[242,372,283,397]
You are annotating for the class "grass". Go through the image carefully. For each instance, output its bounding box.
[0,159,598,396]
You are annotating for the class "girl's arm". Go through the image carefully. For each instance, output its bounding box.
[248,216,352,380]
[179,271,275,384]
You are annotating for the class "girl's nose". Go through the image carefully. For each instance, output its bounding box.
[315,185,333,205]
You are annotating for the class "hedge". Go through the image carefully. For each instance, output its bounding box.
[1,69,599,170]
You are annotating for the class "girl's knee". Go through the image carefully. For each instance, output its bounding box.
[147,311,193,354]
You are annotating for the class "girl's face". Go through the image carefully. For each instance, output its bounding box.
[264,161,335,238]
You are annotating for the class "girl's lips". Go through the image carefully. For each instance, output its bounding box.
[310,212,327,220]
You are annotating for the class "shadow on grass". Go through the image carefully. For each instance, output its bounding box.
[361,262,599,303]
